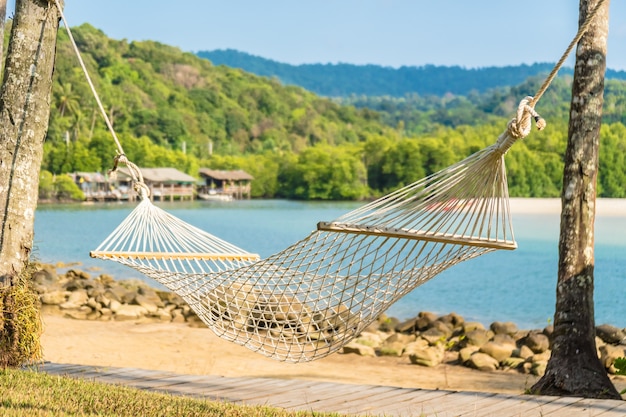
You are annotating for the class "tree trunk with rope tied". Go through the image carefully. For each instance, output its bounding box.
[530,0,621,400]
[0,0,62,367]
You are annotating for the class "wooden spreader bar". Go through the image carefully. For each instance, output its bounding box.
[317,222,517,250]
[90,251,261,261]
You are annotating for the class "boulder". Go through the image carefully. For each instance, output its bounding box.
[408,346,444,367]
[524,333,550,353]
[342,342,376,357]
[395,317,419,333]
[501,357,526,369]
[421,327,449,346]
[32,267,58,286]
[492,333,516,346]
[114,304,148,321]
[403,339,430,356]
[513,345,534,360]
[490,321,518,336]
[458,346,480,364]
[462,321,485,333]
[438,312,464,329]
[40,290,68,305]
[105,286,136,304]
[599,344,626,373]
[596,324,626,344]
[464,329,493,348]
[66,289,89,306]
[135,294,160,314]
[479,341,515,363]
[468,352,499,371]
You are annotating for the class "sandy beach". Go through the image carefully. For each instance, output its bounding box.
[38,312,626,396]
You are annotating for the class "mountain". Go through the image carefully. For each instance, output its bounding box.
[197,49,626,97]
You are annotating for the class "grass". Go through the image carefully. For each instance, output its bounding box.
[0,368,346,417]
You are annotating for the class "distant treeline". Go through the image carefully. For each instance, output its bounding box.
[197,49,626,97]
[40,24,626,201]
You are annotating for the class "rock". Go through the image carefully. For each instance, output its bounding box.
[395,317,419,333]
[531,361,547,376]
[384,332,415,345]
[355,332,383,348]
[438,312,464,329]
[464,329,493,348]
[135,294,160,314]
[524,333,550,353]
[40,290,68,305]
[490,321,518,336]
[479,341,515,363]
[492,333,516,346]
[377,316,400,332]
[513,345,534,360]
[171,309,186,323]
[421,327,449,346]
[105,286,137,304]
[458,346,480,363]
[109,299,122,313]
[596,324,626,344]
[599,344,626,373]
[32,267,58,285]
[86,297,100,311]
[342,342,376,357]
[114,304,147,321]
[378,342,404,357]
[468,352,499,371]
[403,339,430,356]
[66,289,89,306]
[501,357,526,369]
[408,346,444,367]
[153,308,173,322]
[530,350,551,363]
[462,321,485,333]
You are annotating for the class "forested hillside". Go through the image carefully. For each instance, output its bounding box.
[40,24,626,200]
[197,49,626,97]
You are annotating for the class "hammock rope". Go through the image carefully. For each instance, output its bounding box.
[53,0,607,362]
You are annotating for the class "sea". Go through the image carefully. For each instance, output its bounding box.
[33,198,626,331]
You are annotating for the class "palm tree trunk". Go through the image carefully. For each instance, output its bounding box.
[0,0,62,366]
[530,0,620,399]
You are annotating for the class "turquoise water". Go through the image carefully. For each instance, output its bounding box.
[33,199,626,330]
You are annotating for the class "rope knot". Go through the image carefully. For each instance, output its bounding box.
[507,96,546,139]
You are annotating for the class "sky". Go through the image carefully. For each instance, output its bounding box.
[7,0,626,71]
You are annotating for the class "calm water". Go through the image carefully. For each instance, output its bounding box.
[33,199,626,330]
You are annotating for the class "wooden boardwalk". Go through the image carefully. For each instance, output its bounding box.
[33,362,626,416]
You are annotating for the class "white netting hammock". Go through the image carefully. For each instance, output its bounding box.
[53,0,606,362]
[91,97,542,362]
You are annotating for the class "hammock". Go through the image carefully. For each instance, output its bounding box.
[91,97,540,363]
[53,0,605,362]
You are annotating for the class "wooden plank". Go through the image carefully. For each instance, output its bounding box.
[316,386,440,415]
[375,390,499,417]
[466,394,561,417]
[267,382,357,409]
[284,384,397,410]
[316,388,453,414]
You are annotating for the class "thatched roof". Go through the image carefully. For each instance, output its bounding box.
[199,169,254,181]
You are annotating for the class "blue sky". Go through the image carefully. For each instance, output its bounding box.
[7,0,626,71]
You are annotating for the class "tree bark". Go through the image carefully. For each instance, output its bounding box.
[0,0,7,66]
[0,0,61,284]
[530,0,620,400]
[0,0,61,366]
